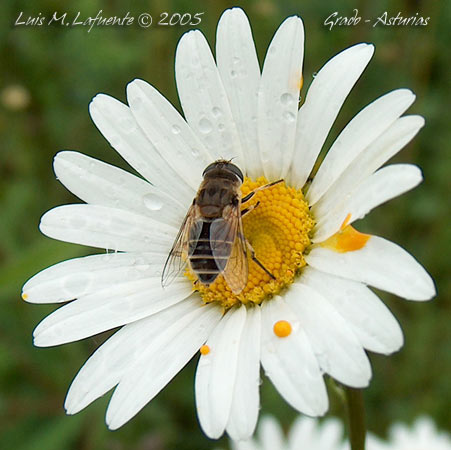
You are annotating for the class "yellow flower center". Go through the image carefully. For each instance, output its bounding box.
[186,176,314,308]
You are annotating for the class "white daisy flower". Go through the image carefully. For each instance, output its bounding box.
[229,415,349,450]
[367,417,451,450]
[22,7,435,441]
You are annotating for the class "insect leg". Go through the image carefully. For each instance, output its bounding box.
[242,179,284,203]
[244,238,276,280]
[241,201,260,217]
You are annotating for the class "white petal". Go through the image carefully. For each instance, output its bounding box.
[306,235,436,301]
[64,297,197,414]
[301,267,403,354]
[40,204,176,253]
[307,89,416,205]
[22,252,169,304]
[175,30,245,169]
[126,79,212,191]
[288,417,344,450]
[231,439,260,450]
[216,8,262,178]
[289,43,374,188]
[315,164,423,242]
[226,306,261,440]
[54,151,186,226]
[33,277,191,346]
[260,296,328,416]
[89,94,194,204]
[258,16,304,180]
[258,415,286,450]
[106,301,222,430]
[287,283,372,387]
[312,115,425,235]
[196,305,247,439]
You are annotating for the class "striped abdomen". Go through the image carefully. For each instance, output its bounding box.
[189,220,232,285]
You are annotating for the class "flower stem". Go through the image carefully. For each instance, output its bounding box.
[345,387,366,450]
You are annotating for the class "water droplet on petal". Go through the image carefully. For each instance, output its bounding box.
[233,56,240,65]
[198,117,212,134]
[143,193,164,211]
[312,71,318,78]
[218,123,225,131]
[171,124,181,135]
[280,93,293,105]
[212,107,221,117]
[283,111,296,122]
[191,148,200,157]
[230,70,237,78]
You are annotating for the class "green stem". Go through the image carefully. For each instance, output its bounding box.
[345,387,366,450]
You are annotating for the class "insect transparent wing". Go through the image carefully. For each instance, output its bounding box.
[161,204,201,287]
[210,205,248,294]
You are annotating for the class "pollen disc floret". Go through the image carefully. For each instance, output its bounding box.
[187,176,314,308]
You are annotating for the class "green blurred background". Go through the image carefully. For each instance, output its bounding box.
[0,0,449,449]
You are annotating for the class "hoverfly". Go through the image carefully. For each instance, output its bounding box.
[161,160,282,294]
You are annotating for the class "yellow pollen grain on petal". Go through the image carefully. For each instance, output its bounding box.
[200,345,210,355]
[186,176,315,309]
[321,225,371,253]
[273,320,292,338]
[21,293,28,301]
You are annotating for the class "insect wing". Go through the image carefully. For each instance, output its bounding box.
[161,204,201,287]
[210,205,248,294]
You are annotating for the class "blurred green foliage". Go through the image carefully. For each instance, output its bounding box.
[0,0,449,449]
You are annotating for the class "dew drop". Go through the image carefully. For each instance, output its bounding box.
[171,124,181,135]
[312,71,318,78]
[211,107,221,117]
[230,70,237,78]
[191,148,200,157]
[280,93,293,105]
[143,193,164,211]
[283,111,296,122]
[218,123,225,131]
[198,117,212,134]
[232,56,240,65]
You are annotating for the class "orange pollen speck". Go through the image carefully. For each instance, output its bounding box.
[21,293,28,301]
[273,320,292,338]
[321,225,371,253]
[200,345,210,355]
